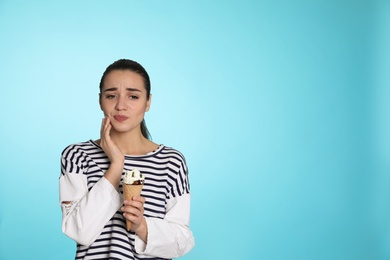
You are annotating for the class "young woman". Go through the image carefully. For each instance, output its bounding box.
[60,59,195,259]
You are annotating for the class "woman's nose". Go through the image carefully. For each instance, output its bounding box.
[115,96,127,110]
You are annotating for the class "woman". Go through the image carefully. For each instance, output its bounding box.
[59,59,195,259]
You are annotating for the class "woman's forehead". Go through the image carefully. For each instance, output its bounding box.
[103,70,144,90]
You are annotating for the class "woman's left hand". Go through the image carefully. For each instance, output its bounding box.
[121,196,148,238]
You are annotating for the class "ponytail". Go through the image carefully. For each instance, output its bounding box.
[141,119,151,140]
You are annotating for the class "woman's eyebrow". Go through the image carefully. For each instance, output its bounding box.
[104,87,117,92]
[104,87,141,92]
[126,88,142,92]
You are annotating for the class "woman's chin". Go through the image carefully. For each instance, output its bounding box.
[111,125,133,134]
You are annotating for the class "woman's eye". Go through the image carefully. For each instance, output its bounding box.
[105,94,116,99]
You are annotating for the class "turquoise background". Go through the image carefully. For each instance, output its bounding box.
[0,0,389,259]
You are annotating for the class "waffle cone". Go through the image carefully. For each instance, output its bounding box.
[123,184,144,231]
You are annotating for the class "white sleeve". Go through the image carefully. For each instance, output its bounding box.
[60,174,123,246]
[134,193,195,258]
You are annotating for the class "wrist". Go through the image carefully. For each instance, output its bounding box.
[110,158,125,169]
[104,160,124,189]
[134,217,148,243]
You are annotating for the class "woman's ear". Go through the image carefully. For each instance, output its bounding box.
[146,94,152,112]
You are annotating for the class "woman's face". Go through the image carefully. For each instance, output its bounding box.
[99,70,151,134]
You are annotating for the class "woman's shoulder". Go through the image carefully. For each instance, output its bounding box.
[159,145,187,162]
[61,140,98,157]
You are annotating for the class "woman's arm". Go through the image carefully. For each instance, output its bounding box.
[60,117,125,246]
[134,193,195,258]
[60,173,123,246]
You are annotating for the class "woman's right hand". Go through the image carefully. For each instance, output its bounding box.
[100,116,124,165]
[100,117,124,189]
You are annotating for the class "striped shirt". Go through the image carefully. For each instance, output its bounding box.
[60,140,194,260]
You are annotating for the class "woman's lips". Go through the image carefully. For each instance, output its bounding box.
[113,115,129,122]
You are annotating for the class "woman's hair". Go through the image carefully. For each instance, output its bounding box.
[99,59,152,140]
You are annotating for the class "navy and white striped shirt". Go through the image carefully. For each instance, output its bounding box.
[60,140,194,260]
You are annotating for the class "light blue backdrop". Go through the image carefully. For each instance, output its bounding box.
[0,1,389,259]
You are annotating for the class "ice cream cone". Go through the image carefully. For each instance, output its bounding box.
[123,184,144,231]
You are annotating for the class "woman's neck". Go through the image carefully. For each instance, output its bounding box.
[109,130,157,156]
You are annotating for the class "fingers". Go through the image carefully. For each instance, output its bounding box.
[122,197,145,211]
[100,117,105,137]
[127,196,146,204]
[121,196,145,224]
[100,117,111,139]
[100,117,113,152]
[122,205,142,218]
[99,117,125,166]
